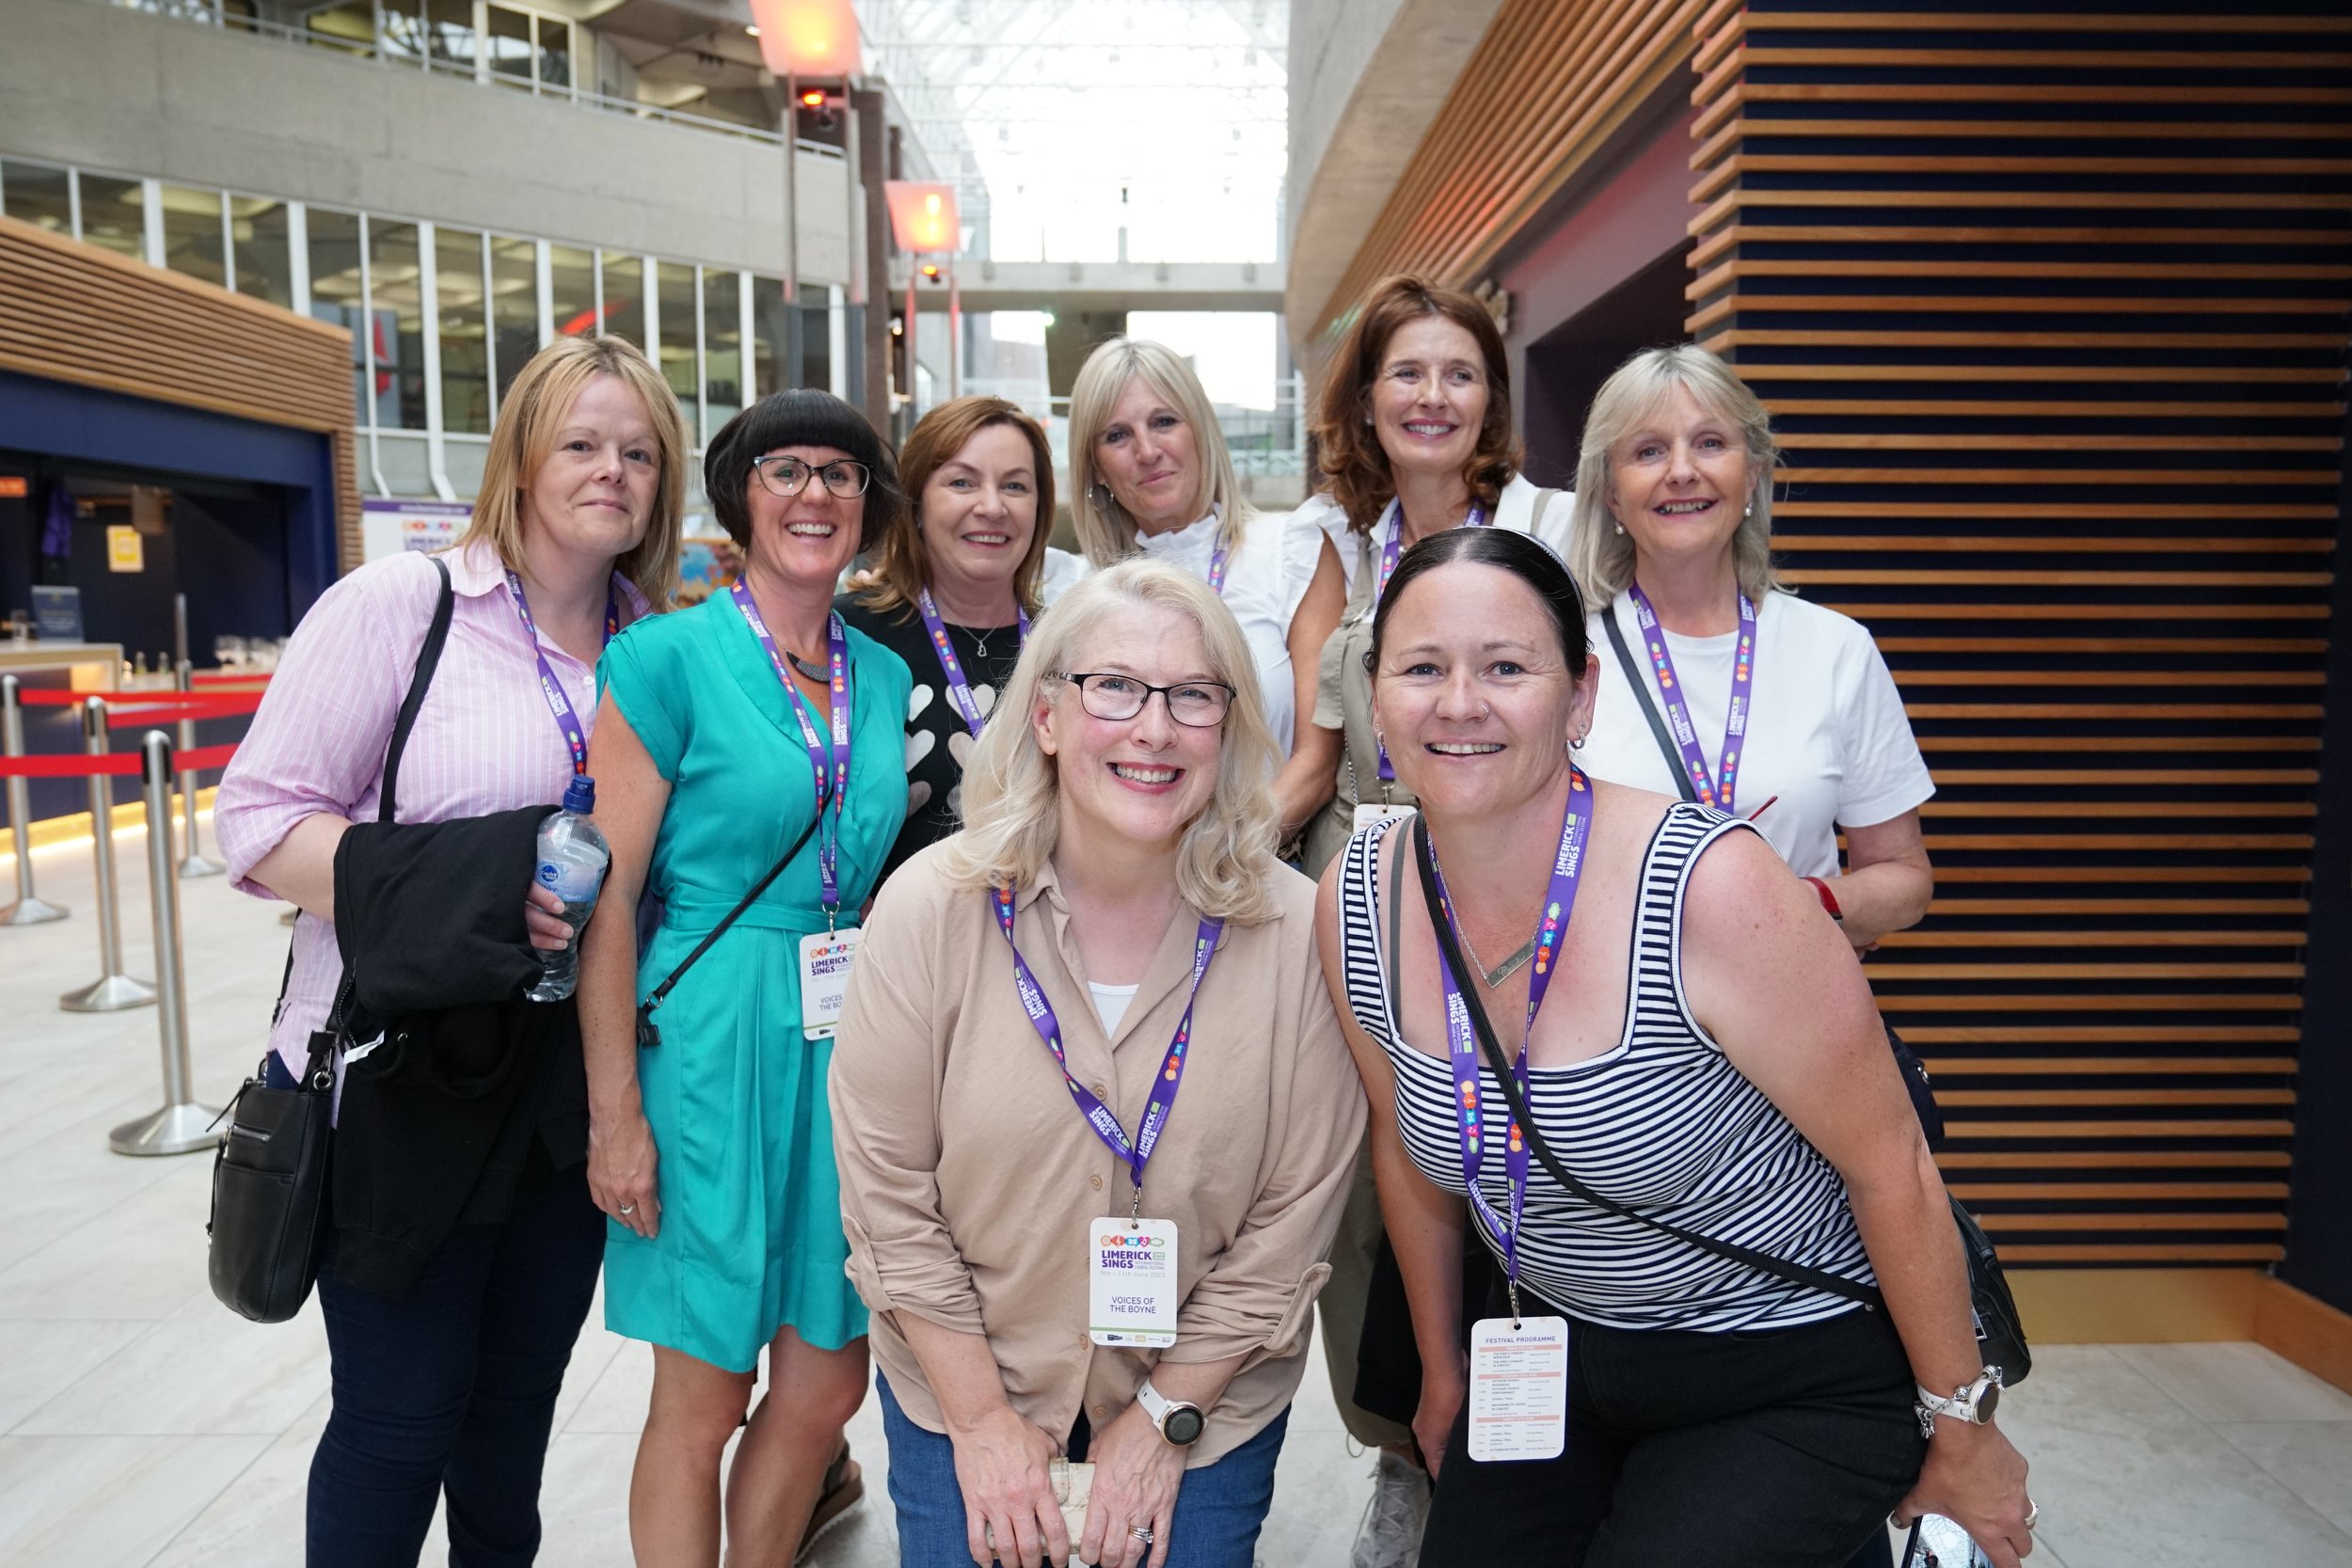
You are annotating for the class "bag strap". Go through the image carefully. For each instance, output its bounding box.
[1406,816,1883,1313]
[299,555,457,1086]
[634,814,820,1047]
[1600,605,1698,805]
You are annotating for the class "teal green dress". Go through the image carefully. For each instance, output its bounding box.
[599,592,912,1372]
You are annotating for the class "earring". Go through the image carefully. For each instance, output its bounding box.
[1743,500,1753,518]
[1569,731,1585,752]
[1613,522,1625,536]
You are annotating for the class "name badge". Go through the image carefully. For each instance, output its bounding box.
[798,927,863,1039]
[1088,1214,1180,1348]
[1465,1315,1568,1463]
[1354,801,1417,832]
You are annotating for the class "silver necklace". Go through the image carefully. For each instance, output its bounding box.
[1454,921,1538,990]
[786,648,828,682]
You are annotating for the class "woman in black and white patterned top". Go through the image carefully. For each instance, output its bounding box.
[1311,528,2034,1568]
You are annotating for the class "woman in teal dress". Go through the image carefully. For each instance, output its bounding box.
[578,389,913,1568]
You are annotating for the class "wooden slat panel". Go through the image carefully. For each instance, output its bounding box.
[1692,4,2345,1271]
[0,214,360,568]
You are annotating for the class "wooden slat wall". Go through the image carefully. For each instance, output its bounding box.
[1688,3,2351,1266]
[1302,0,1707,349]
[0,214,362,570]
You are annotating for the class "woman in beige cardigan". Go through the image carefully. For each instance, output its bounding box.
[832,560,1363,1568]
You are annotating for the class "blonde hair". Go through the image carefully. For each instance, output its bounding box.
[455,335,690,610]
[1066,338,1253,570]
[1568,344,1780,605]
[937,558,1284,925]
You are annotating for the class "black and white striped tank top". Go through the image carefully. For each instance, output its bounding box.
[1337,801,1876,1332]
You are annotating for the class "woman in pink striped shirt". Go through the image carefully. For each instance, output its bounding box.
[214,335,688,1568]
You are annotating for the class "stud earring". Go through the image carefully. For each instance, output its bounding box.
[1743,500,1753,518]
[1613,522,1626,536]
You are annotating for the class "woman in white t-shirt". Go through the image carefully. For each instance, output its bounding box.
[1569,343,1934,951]
[1569,343,1935,1568]
[1068,338,1345,841]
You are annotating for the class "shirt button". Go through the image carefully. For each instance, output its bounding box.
[1091,1404,1107,1420]
[1090,1083,1109,1099]
[1089,1174,1104,1191]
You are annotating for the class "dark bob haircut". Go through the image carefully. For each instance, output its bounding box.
[1370,527,1589,674]
[703,388,908,554]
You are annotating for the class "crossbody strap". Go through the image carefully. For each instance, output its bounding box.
[1406,816,1882,1312]
[301,555,457,1084]
[633,815,819,1048]
[1600,605,1698,805]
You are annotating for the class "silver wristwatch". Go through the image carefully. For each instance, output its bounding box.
[1135,1378,1205,1448]
[1915,1368,2003,1439]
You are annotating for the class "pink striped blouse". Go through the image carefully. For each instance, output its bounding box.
[215,543,649,1070]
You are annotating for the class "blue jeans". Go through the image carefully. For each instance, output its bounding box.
[307,1164,605,1567]
[877,1373,1289,1567]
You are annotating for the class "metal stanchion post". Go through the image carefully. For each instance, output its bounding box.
[109,731,219,1155]
[59,696,156,1012]
[1,674,68,926]
[174,659,222,879]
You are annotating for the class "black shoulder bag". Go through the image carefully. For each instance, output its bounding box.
[1600,605,1947,1148]
[1406,817,2029,1385]
[207,555,455,1324]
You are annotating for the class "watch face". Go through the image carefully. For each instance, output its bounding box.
[1977,1381,2000,1424]
[1164,1404,1206,1446]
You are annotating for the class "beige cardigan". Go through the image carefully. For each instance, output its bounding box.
[830,842,1364,1465]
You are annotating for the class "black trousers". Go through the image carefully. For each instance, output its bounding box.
[307,1164,605,1567]
[1417,1285,1925,1568]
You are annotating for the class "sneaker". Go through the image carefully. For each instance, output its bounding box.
[794,1441,865,1564]
[1350,1448,1429,1568]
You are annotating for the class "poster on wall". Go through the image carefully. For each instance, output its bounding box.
[105,525,146,573]
[361,499,471,562]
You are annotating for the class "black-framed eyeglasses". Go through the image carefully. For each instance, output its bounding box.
[752,455,871,499]
[1060,672,1235,728]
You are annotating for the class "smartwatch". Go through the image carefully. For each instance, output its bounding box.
[1915,1368,2003,1439]
[1135,1378,1206,1448]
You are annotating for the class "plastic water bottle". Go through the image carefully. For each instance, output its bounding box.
[528,775,609,1003]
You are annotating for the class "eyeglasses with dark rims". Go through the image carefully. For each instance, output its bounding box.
[1058,672,1235,728]
[751,455,872,499]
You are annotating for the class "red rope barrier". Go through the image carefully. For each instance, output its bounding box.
[11,690,264,721]
[0,740,243,778]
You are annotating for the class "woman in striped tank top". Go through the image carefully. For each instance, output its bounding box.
[1311,528,2034,1567]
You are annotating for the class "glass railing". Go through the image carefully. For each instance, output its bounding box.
[103,0,843,153]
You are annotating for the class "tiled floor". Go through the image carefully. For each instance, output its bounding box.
[5,821,2352,1567]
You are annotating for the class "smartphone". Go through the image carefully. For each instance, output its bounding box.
[1901,1515,1994,1568]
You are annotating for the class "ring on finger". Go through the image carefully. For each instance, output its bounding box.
[618,1202,636,1215]
[1130,1526,1153,1544]
[2024,1500,2041,1531]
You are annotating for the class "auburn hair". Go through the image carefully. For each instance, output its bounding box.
[852,395,1057,618]
[1311,276,1521,534]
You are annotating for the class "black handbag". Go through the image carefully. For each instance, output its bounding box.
[1598,608,1947,1148]
[1407,818,2030,1386]
[205,557,455,1324]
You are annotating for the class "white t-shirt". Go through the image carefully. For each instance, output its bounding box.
[1581,589,1934,879]
[1311,473,1576,598]
[1089,979,1139,1035]
[1130,508,1323,756]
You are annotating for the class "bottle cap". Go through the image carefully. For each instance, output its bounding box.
[563,775,596,814]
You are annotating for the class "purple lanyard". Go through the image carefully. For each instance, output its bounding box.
[914,587,1028,738]
[1205,541,1231,596]
[730,579,852,915]
[992,885,1222,1210]
[1371,499,1488,785]
[1423,766,1592,1295]
[1625,584,1757,814]
[501,569,619,777]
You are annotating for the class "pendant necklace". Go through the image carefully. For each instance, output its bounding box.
[785,648,830,683]
[1453,921,1539,990]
